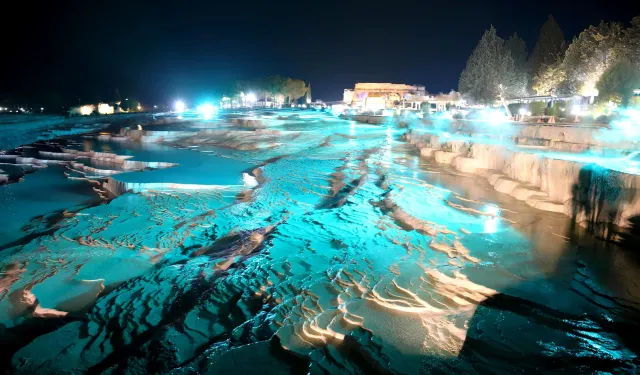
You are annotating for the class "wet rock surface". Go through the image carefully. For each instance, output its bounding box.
[1,111,639,374]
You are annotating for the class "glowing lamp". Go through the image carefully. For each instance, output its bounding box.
[197,103,217,119]
[98,103,114,115]
[246,93,257,103]
[174,100,186,113]
[80,105,93,115]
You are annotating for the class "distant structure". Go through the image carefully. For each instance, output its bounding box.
[428,92,464,112]
[344,83,428,111]
[68,102,123,116]
[504,95,593,112]
[343,83,463,112]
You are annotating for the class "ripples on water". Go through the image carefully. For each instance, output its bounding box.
[1,112,639,374]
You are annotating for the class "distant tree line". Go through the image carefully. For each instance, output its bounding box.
[233,76,310,104]
[459,15,640,107]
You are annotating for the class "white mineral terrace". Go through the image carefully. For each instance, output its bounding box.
[404,117,640,240]
[0,111,639,374]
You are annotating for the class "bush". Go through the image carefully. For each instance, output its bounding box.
[529,102,546,116]
[545,101,566,117]
[508,103,525,115]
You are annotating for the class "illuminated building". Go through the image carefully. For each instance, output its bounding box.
[98,103,114,114]
[69,104,96,116]
[343,83,427,111]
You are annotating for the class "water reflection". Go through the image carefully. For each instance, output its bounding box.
[2,113,639,374]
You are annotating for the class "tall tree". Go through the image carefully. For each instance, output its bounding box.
[532,57,566,95]
[505,33,529,96]
[283,78,306,104]
[529,15,565,81]
[305,83,312,103]
[622,16,640,62]
[506,33,527,67]
[459,26,524,104]
[562,21,624,96]
[596,59,640,106]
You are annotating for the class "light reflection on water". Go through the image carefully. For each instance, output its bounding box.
[1,112,639,374]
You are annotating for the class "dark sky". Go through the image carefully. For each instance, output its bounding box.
[1,0,639,106]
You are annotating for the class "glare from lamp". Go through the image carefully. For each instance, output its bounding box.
[197,103,217,119]
[246,93,257,103]
[174,100,186,113]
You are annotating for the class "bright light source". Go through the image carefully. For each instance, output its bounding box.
[484,205,500,216]
[80,105,93,115]
[382,109,394,117]
[137,104,142,110]
[330,104,348,116]
[154,105,157,109]
[98,103,114,114]
[197,103,217,119]
[40,107,44,111]
[483,108,508,125]
[174,100,185,113]
[246,93,257,103]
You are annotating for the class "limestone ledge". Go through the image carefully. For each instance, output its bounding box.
[406,130,640,239]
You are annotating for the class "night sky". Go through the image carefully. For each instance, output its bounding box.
[1,0,639,107]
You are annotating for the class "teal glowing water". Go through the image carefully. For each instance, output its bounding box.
[1,112,638,374]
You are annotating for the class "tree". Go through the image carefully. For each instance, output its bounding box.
[532,57,566,95]
[596,59,640,106]
[562,21,624,96]
[234,76,309,105]
[505,33,529,96]
[622,16,640,62]
[529,15,565,81]
[120,98,140,111]
[305,83,312,103]
[506,33,527,68]
[283,78,306,104]
[264,75,286,100]
[459,26,525,104]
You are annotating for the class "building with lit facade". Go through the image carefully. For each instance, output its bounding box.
[343,83,428,111]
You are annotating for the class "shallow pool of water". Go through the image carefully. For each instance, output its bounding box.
[1,112,639,374]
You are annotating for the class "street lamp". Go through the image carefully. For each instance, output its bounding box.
[174,100,185,113]
[246,93,257,106]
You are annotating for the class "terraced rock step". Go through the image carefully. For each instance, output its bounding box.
[2,112,639,374]
[405,128,640,239]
